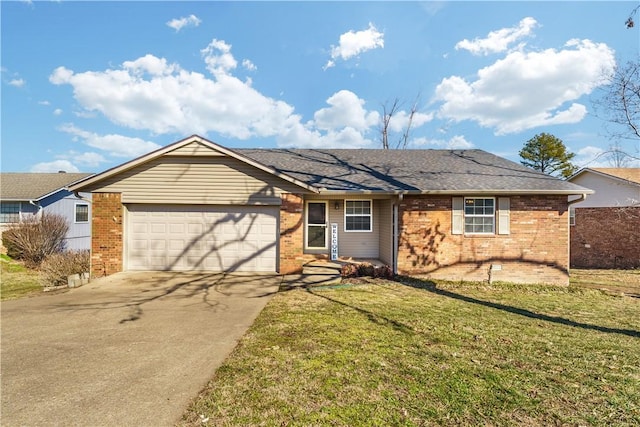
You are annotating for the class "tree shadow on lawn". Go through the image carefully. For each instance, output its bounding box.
[400,278,640,339]
[305,278,640,339]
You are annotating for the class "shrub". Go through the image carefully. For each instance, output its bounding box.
[341,263,394,280]
[357,262,376,277]
[374,264,394,279]
[40,250,90,288]
[1,213,69,267]
[341,263,359,278]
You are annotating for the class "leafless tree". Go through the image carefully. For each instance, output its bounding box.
[593,58,640,163]
[607,141,632,167]
[380,94,421,149]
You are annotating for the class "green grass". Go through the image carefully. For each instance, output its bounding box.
[182,278,640,426]
[1,254,42,300]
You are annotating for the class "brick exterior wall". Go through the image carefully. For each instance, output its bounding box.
[91,193,123,277]
[279,193,329,273]
[397,195,570,285]
[571,207,640,269]
[279,194,306,274]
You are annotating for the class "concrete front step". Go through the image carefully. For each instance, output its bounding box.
[303,266,341,275]
[281,274,342,290]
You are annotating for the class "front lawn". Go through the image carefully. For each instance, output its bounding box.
[570,268,640,296]
[0,254,42,300]
[182,279,640,426]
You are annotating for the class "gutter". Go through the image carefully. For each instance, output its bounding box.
[567,193,588,206]
[72,191,92,204]
[28,199,43,211]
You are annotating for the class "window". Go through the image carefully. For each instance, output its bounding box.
[0,202,20,224]
[345,200,372,232]
[569,207,575,226]
[464,197,495,234]
[75,204,89,223]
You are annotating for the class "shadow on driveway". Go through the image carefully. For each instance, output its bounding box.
[1,271,280,426]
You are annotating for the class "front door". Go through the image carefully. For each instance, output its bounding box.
[306,202,328,249]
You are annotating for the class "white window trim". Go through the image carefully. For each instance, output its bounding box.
[305,201,328,250]
[464,197,496,235]
[344,199,373,233]
[569,207,576,226]
[75,202,89,224]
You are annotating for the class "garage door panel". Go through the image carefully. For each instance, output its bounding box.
[126,205,277,272]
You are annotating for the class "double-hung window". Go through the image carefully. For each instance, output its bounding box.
[344,200,372,232]
[464,197,495,234]
[75,203,89,223]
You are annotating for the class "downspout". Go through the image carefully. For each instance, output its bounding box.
[73,191,92,204]
[28,200,43,220]
[393,193,404,275]
[566,194,587,278]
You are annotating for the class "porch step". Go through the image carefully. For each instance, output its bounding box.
[280,274,342,290]
[302,261,343,276]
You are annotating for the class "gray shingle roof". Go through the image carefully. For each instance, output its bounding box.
[1,173,93,201]
[238,148,590,194]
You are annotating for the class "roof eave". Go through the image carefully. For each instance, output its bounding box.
[569,168,640,186]
[68,135,320,194]
[317,189,595,196]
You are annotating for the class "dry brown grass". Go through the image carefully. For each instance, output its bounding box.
[571,269,640,296]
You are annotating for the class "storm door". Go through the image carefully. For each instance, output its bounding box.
[306,202,328,249]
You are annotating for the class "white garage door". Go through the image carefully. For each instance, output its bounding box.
[126,204,278,272]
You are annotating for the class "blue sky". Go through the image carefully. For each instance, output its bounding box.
[2,1,638,173]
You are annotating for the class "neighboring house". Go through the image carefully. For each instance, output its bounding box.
[69,135,591,285]
[567,168,640,269]
[1,172,94,251]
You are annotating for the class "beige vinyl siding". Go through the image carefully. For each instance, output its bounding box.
[325,197,380,259]
[377,199,393,265]
[84,156,308,205]
[165,141,227,157]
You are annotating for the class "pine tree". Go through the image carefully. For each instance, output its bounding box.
[519,133,577,178]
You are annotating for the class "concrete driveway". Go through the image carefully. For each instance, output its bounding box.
[1,271,281,426]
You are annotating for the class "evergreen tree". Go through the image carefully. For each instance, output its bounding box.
[519,133,577,178]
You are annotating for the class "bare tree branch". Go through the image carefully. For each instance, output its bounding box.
[380,98,400,150]
[380,94,422,149]
[626,4,639,28]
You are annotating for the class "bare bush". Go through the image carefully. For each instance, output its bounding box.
[40,250,90,288]
[1,213,69,267]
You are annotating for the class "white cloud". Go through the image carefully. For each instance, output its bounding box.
[59,124,161,158]
[201,39,238,75]
[242,59,257,71]
[573,145,607,168]
[435,39,616,135]
[48,39,390,149]
[455,17,538,56]
[312,90,379,132]
[123,54,178,76]
[38,100,50,106]
[49,66,74,84]
[385,109,434,133]
[30,160,80,173]
[324,23,384,69]
[9,78,25,87]
[53,108,63,116]
[166,14,201,32]
[56,151,106,168]
[411,135,474,149]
